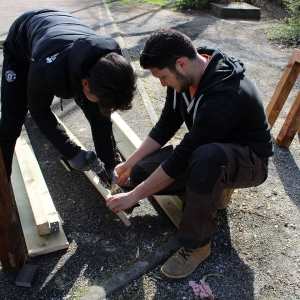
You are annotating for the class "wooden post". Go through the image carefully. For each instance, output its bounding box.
[276,90,300,147]
[265,49,300,148]
[266,49,300,129]
[0,148,27,272]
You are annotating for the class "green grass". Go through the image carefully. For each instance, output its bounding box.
[264,17,300,47]
[263,0,300,47]
[109,0,173,8]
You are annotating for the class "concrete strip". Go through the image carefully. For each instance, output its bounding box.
[102,0,159,126]
[80,237,180,300]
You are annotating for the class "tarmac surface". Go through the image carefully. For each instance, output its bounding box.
[0,0,300,300]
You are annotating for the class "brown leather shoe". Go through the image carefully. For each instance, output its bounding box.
[160,243,211,280]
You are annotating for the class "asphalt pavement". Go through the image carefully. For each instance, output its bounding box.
[1,1,300,300]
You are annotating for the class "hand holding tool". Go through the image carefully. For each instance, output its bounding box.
[85,151,112,188]
[68,149,90,171]
[85,152,130,225]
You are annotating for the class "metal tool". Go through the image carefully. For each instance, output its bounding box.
[83,152,132,226]
[59,152,124,193]
[85,151,111,188]
[85,151,125,194]
[59,152,130,225]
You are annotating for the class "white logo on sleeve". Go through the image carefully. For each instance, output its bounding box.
[46,53,59,63]
[5,70,16,82]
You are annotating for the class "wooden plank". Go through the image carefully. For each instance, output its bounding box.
[111,112,142,158]
[218,188,234,210]
[276,90,300,147]
[11,153,69,257]
[54,114,131,227]
[168,195,184,212]
[0,148,27,272]
[112,129,136,160]
[15,130,49,235]
[153,195,182,229]
[15,127,60,235]
[266,49,300,128]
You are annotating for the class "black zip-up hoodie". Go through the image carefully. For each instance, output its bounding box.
[148,47,274,179]
[5,9,122,165]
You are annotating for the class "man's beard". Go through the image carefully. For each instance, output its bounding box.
[174,69,194,94]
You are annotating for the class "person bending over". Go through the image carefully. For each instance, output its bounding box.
[0,9,136,189]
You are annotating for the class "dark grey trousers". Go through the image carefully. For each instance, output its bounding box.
[130,142,268,248]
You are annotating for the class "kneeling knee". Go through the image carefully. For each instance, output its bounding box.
[189,144,228,170]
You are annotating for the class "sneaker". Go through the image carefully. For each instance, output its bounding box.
[160,243,211,279]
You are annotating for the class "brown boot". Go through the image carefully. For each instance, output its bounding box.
[160,243,211,280]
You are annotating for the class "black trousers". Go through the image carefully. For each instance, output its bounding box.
[130,142,268,248]
[0,44,29,179]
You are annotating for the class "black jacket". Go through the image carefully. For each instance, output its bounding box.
[5,9,122,165]
[148,47,274,179]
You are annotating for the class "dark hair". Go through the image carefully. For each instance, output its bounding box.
[87,52,137,116]
[140,28,197,71]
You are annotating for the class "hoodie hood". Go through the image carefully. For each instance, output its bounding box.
[172,47,247,124]
[196,46,246,95]
[68,35,122,95]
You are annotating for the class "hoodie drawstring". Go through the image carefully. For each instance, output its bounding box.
[173,89,177,111]
[173,89,204,124]
[193,94,204,123]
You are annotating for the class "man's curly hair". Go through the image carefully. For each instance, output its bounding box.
[88,52,137,116]
[140,28,197,71]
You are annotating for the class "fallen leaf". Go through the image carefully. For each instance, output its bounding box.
[189,280,215,300]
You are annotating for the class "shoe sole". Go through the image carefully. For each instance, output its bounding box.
[160,249,211,280]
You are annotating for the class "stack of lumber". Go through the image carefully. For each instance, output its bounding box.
[11,127,69,257]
